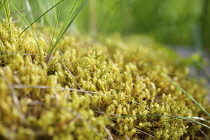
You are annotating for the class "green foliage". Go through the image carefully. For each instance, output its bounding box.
[0,22,209,139]
[201,0,210,52]
[131,0,202,44]
[76,0,204,45]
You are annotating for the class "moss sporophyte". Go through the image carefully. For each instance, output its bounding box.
[0,22,209,139]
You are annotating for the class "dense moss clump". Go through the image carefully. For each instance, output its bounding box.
[0,21,209,140]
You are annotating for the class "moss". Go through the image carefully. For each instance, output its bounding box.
[0,21,209,139]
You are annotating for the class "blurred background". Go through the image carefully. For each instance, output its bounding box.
[77,0,210,53]
[0,0,209,52]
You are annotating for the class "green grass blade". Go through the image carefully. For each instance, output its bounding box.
[49,0,77,42]
[109,114,210,129]
[162,73,210,117]
[63,0,78,25]
[53,0,88,49]
[19,0,64,36]
[37,0,53,26]
[49,0,63,48]
[50,0,78,50]
[0,0,7,10]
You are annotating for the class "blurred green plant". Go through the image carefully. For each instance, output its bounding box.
[201,0,210,53]
[77,0,204,46]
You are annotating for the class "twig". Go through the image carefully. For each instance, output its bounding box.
[0,9,29,20]
[2,73,26,122]
[61,63,82,89]
[95,110,119,116]
[134,127,154,138]
[104,126,114,140]
[0,51,46,57]
[11,84,108,97]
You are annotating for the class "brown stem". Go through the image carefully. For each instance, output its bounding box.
[45,53,52,64]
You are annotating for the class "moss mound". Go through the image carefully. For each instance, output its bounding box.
[0,21,209,139]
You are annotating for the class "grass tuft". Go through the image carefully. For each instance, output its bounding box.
[45,0,89,64]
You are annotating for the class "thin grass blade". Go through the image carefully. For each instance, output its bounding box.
[49,0,63,47]
[50,0,88,52]
[0,0,7,10]
[19,0,64,36]
[37,0,52,25]
[162,73,210,117]
[49,0,79,52]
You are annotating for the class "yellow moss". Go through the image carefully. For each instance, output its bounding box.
[0,21,209,139]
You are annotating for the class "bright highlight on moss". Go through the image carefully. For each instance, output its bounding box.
[0,21,209,140]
